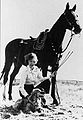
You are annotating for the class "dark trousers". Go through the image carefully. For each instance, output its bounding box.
[19,79,50,98]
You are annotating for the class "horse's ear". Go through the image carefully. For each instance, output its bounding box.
[72,4,76,11]
[65,2,70,11]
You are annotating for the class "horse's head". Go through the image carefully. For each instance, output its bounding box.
[63,3,81,34]
[48,3,81,54]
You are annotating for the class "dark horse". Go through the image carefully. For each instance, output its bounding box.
[0,3,81,104]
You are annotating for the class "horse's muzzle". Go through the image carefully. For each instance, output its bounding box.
[73,24,82,34]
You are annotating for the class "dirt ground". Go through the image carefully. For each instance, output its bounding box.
[0,80,83,120]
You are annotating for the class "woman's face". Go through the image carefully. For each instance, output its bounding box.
[28,58,37,67]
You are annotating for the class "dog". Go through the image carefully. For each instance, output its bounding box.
[0,88,53,117]
[12,88,46,114]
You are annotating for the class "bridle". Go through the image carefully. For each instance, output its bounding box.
[59,12,76,53]
[63,12,76,30]
[50,12,76,54]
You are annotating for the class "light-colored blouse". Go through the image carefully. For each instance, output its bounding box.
[19,65,44,97]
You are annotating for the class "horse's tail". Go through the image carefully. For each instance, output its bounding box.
[0,65,5,80]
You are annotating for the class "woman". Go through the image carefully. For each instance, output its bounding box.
[19,53,54,98]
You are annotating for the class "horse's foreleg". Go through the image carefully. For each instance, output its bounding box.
[51,77,58,105]
[55,83,61,104]
[8,64,22,100]
[42,65,48,77]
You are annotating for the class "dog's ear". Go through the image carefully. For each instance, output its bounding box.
[32,88,41,93]
[30,89,39,99]
[39,88,45,94]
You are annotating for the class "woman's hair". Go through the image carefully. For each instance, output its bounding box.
[24,53,38,65]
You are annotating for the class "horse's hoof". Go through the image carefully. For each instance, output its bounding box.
[3,94,6,101]
[53,102,59,106]
[50,100,59,106]
[50,102,58,106]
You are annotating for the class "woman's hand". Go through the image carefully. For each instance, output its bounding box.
[50,74,55,78]
[50,71,57,78]
[25,94,29,99]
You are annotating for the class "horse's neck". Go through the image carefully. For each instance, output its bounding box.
[49,15,66,45]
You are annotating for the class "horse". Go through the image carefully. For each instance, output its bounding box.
[0,3,81,104]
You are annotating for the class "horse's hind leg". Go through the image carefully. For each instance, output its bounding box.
[3,60,13,100]
[8,63,22,100]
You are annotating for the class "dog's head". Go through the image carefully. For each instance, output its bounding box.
[29,88,45,102]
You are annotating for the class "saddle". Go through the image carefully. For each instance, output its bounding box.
[20,38,36,45]
[33,31,48,50]
[19,29,49,50]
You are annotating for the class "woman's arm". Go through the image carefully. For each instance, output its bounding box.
[34,68,54,87]
[40,76,50,81]
[37,69,55,82]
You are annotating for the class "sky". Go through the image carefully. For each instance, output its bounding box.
[0,0,83,80]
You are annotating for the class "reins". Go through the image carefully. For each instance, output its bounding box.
[62,31,74,53]
[59,51,73,69]
[52,51,73,76]
[50,50,73,104]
